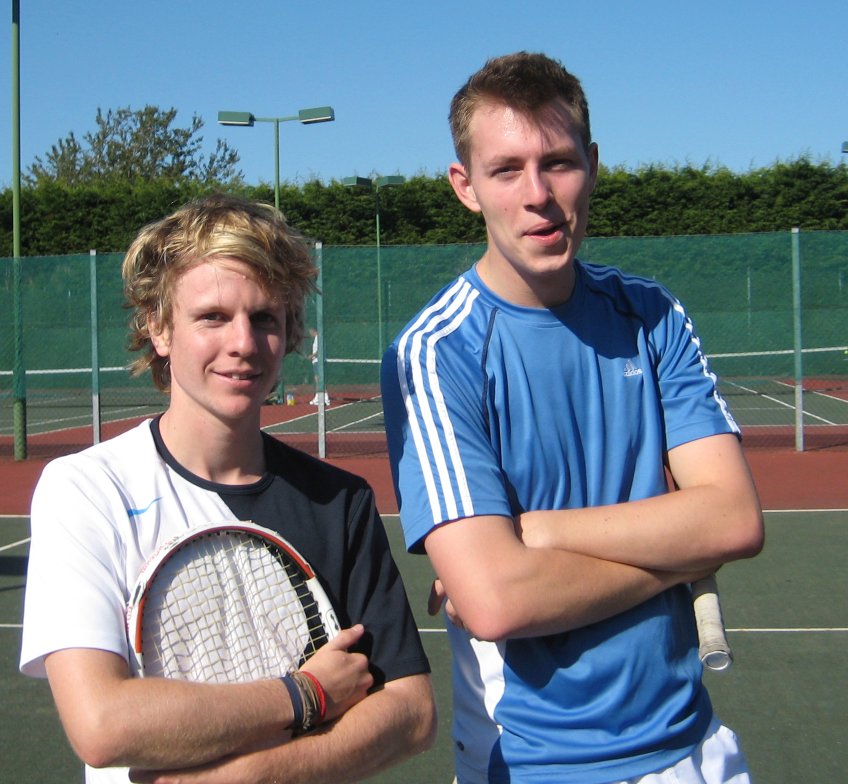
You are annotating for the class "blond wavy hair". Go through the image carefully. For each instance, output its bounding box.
[123,193,316,391]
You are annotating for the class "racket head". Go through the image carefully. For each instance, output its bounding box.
[126,521,341,682]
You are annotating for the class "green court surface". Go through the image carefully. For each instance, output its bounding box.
[2,511,846,782]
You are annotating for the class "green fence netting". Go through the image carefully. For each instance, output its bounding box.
[2,230,846,460]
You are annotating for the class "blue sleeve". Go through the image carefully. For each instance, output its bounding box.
[381,334,511,553]
[652,293,740,449]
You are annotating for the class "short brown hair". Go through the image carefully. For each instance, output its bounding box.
[449,51,592,169]
[123,193,316,391]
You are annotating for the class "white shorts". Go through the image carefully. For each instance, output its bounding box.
[617,717,751,784]
[451,717,750,784]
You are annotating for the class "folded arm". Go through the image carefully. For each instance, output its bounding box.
[130,673,437,784]
[45,625,372,771]
[515,434,764,572]
[424,514,708,641]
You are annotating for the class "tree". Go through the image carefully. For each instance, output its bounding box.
[25,106,243,187]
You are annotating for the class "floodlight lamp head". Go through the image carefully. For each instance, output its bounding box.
[376,175,405,188]
[299,106,335,124]
[342,176,372,188]
[218,111,255,127]
[842,141,848,154]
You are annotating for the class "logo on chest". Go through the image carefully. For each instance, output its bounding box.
[623,360,643,378]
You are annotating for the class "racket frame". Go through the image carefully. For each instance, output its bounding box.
[126,521,340,678]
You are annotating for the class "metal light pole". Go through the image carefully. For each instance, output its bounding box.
[218,106,334,403]
[342,175,405,354]
[218,106,335,210]
[11,0,26,459]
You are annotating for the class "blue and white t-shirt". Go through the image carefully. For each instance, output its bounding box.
[382,260,738,783]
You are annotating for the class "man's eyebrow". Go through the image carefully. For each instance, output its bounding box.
[480,153,523,169]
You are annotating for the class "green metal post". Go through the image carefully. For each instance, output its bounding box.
[315,242,326,458]
[90,250,101,444]
[375,188,383,355]
[791,228,803,452]
[273,119,280,211]
[11,0,26,459]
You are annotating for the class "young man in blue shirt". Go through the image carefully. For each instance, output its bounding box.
[382,52,763,783]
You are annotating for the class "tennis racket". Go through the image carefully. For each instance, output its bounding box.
[126,521,341,682]
[692,573,732,671]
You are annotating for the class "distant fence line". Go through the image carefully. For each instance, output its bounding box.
[2,229,847,459]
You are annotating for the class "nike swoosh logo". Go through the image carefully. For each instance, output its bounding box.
[126,498,162,518]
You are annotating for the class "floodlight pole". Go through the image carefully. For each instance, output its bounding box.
[11,0,26,459]
[217,107,335,211]
[342,175,405,354]
[218,106,334,402]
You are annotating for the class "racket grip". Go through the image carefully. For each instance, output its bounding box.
[692,573,733,672]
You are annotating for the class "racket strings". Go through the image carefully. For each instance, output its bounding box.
[141,532,319,682]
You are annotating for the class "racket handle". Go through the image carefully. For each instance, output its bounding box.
[692,573,733,672]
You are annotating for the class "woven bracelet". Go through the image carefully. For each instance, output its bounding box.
[299,670,327,722]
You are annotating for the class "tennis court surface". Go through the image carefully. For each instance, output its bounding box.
[2,443,846,782]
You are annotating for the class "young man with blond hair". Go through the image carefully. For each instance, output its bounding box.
[22,194,435,783]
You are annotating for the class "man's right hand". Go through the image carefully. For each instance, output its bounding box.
[300,624,373,722]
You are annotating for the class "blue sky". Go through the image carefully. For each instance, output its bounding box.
[1,0,847,189]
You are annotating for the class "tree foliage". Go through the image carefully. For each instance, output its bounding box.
[25,106,243,187]
[589,158,848,236]
[2,156,847,257]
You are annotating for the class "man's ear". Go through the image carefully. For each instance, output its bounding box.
[148,315,171,357]
[588,142,599,194]
[448,162,482,213]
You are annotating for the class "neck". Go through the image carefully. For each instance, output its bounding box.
[157,409,266,485]
[477,252,577,308]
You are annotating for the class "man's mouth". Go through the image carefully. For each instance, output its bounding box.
[222,371,260,381]
[526,222,565,238]
[527,223,563,237]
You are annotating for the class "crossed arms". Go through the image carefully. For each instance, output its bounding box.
[425,433,764,641]
[45,625,435,783]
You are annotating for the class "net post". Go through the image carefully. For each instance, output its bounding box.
[90,250,102,445]
[315,242,326,459]
[791,228,803,452]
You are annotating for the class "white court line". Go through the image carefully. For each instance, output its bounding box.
[725,379,838,425]
[0,538,29,553]
[0,405,161,438]
[730,627,848,633]
[764,508,848,515]
[334,410,384,432]
[263,397,384,434]
[807,389,848,406]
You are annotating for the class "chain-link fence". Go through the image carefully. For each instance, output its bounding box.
[2,231,846,460]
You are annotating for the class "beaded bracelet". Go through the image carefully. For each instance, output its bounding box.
[299,670,327,722]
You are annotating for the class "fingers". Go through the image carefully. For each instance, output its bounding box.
[323,623,365,650]
[428,579,467,631]
[428,579,446,616]
[300,625,373,723]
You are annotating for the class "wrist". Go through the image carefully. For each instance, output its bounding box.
[280,671,327,736]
